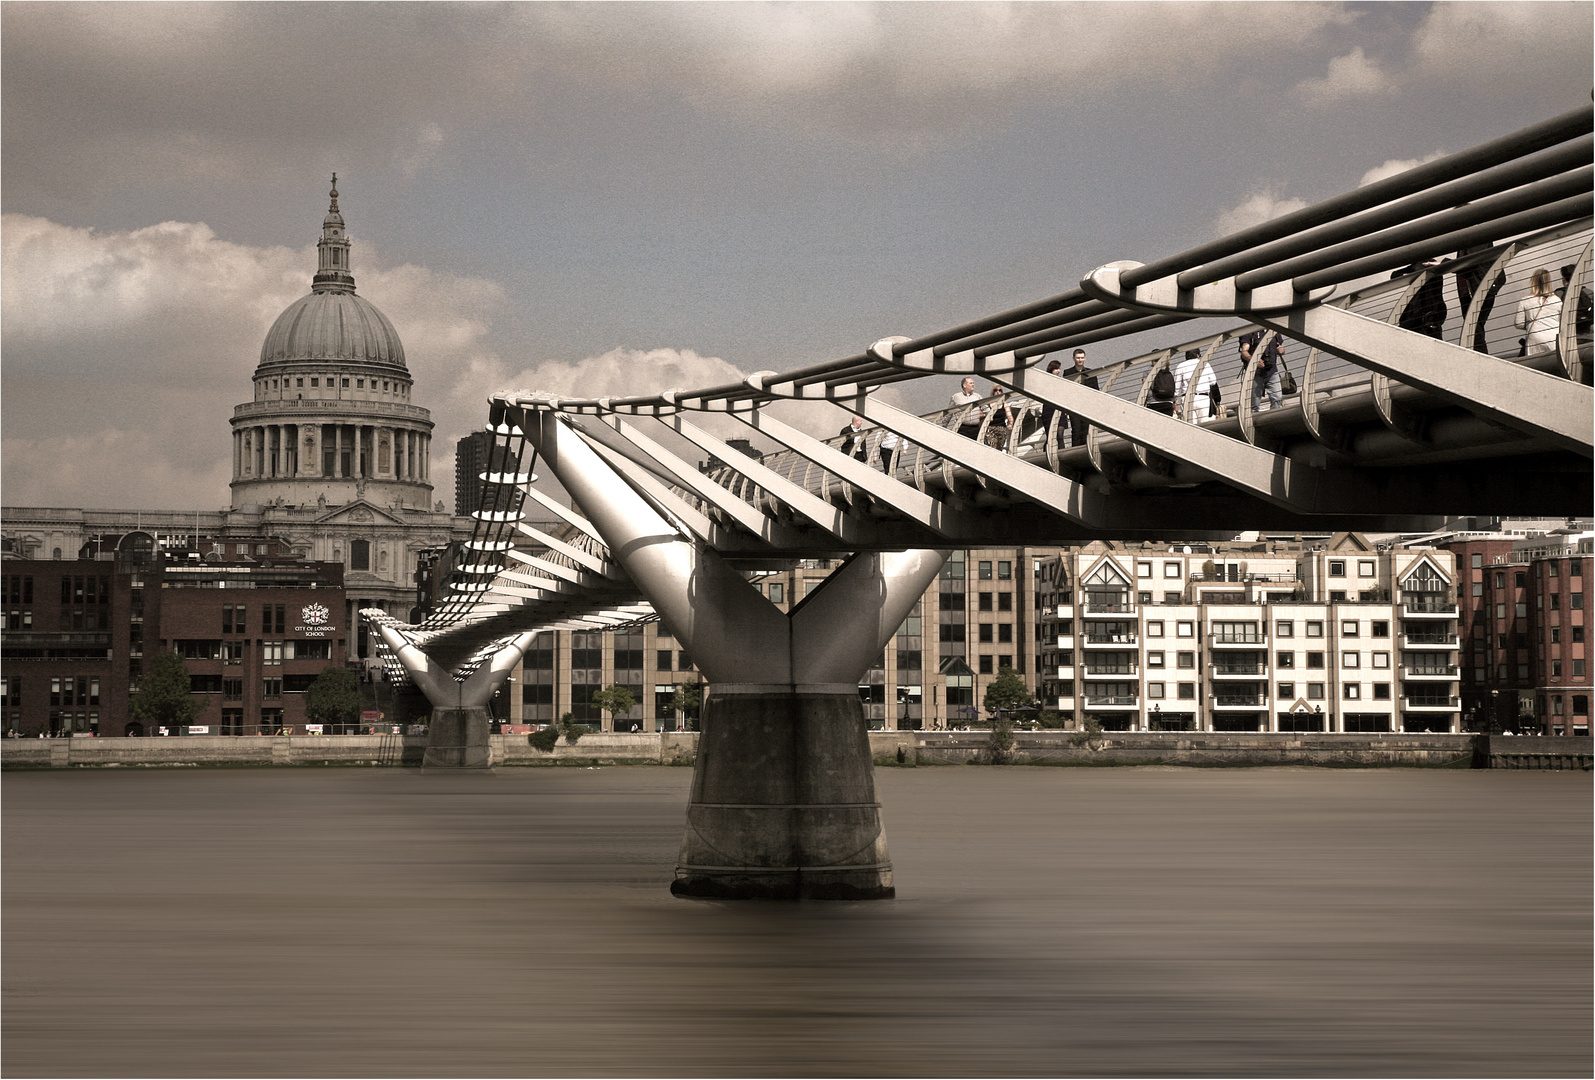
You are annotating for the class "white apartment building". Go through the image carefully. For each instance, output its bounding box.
[1036,534,1461,733]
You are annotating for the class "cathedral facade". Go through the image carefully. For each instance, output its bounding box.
[3,182,472,661]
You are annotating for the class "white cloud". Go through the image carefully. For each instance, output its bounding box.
[1,213,507,510]
[1410,2,1595,92]
[1212,188,1309,239]
[1358,151,1448,189]
[1295,46,1394,105]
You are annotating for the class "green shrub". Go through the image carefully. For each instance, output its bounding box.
[528,726,560,753]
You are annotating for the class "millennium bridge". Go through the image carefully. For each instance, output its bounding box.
[366,104,1593,899]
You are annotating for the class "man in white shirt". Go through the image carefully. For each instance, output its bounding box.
[949,376,985,439]
[1172,348,1216,420]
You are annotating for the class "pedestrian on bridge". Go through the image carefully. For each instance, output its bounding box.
[949,376,984,439]
[1067,349,1098,448]
[1238,329,1283,412]
[1517,266,1563,359]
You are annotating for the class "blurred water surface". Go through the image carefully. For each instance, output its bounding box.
[4,765,1590,1077]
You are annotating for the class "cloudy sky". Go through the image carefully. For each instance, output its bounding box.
[3,1,1591,511]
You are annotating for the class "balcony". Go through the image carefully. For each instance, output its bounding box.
[1212,664,1267,678]
[1083,695,1138,708]
[1210,633,1265,648]
[1082,599,1136,616]
[1403,695,1459,710]
[1402,664,1458,678]
[1401,595,1457,618]
[1213,693,1268,709]
[1082,664,1137,676]
[1399,630,1458,647]
[1082,623,1136,647]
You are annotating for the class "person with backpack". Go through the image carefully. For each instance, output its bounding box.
[1147,363,1177,415]
[1238,328,1283,412]
[1515,267,1562,359]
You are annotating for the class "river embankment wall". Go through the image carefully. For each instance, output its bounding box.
[2,731,1589,770]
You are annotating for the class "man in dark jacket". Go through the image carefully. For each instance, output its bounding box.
[1067,349,1098,448]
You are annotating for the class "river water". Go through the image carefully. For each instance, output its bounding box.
[4,765,1589,1076]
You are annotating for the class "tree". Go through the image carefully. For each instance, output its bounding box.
[591,684,637,726]
[305,666,362,731]
[980,668,1032,765]
[128,650,199,730]
[983,667,1035,717]
[670,683,702,729]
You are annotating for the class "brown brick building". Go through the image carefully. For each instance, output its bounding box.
[2,535,346,737]
[1440,528,1592,735]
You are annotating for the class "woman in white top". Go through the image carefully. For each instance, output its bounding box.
[1515,266,1563,358]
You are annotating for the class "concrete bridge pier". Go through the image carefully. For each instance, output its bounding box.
[525,410,947,898]
[371,623,537,769]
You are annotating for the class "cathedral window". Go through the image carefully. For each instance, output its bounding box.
[350,540,371,571]
[296,378,303,387]
[342,378,350,388]
[357,379,364,389]
[310,378,318,387]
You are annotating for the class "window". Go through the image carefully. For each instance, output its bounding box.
[1515,571,1527,588]
[223,678,243,700]
[1164,562,1181,579]
[1164,591,1181,603]
[1343,683,1360,699]
[997,592,1012,612]
[1573,561,1583,577]
[1341,620,1359,637]
[1372,652,1389,669]
[342,378,350,388]
[262,642,283,665]
[1574,627,1586,643]
[997,623,1013,644]
[356,379,365,389]
[1495,603,1506,619]
[1494,572,1505,589]
[1148,682,1165,699]
[1551,593,1560,610]
[1306,621,1323,637]
[1307,683,1325,699]
[1472,582,1484,596]
[1278,682,1295,698]
[1573,593,1584,610]
[310,377,318,387]
[1146,621,1164,637]
[1551,660,1562,677]
[1276,620,1293,637]
[1176,651,1195,669]
[1551,627,1561,644]
[978,592,993,612]
[1471,553,1483,568]
[978,655,993,675]
[1371,621,1389,637]
[1306,652,1325,669]
[1329,560,1345,576]
[1138,591,1152,604]
[1176,621,1194,638]
[1515,603,1527,618]
[1550,562,1560,578]
[1138,561,1152,579]
[769,582,784,604]
[1147,651,1165,668]
[1343,651,1360,668]
[978,624,993,644]
[1177,683,1195,699]
[1373,683,1390,700]
[997,561,1012,580]
[262,677,282,700]
[1358,560,1375,578]
[1277,652,1295,668]
[978,561,993,580]
[350,540,370,571]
